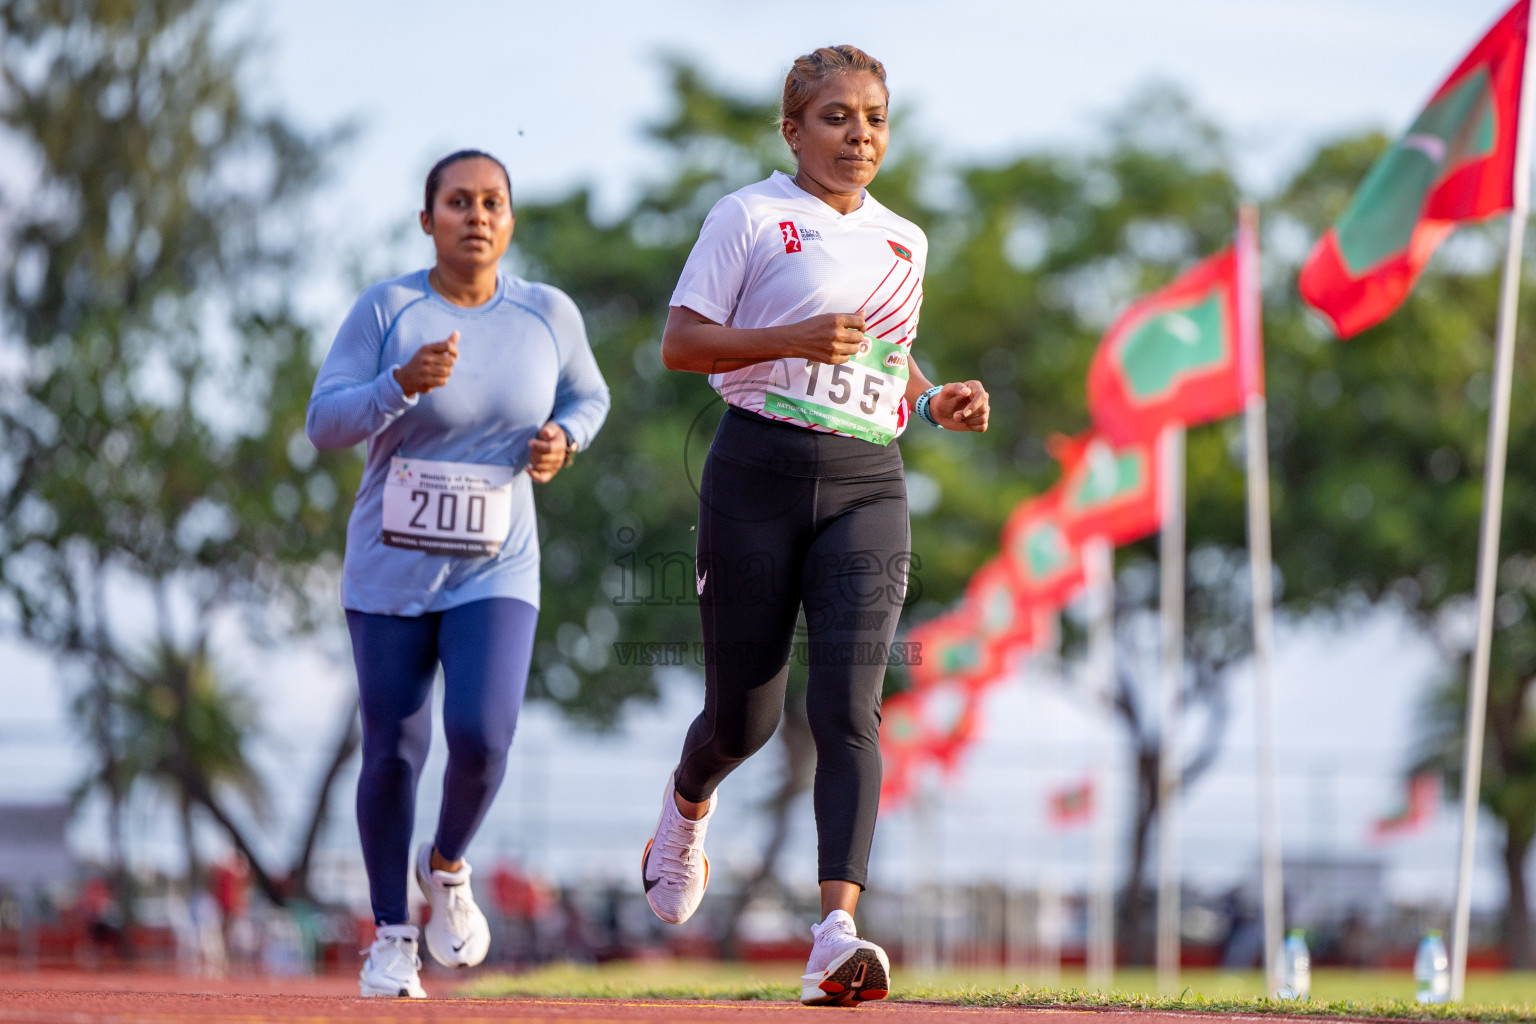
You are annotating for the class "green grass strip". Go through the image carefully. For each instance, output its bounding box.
[898,983,1536,1022]
[462,963,1536,1021]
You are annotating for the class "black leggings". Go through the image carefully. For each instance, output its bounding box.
[676,406,909,888]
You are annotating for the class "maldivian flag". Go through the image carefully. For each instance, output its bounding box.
[1300,0,1531,338]
[1001,491,1086,607]
[964,556,1050,657]
[906,609,1001,690]
[1086,243,1259,445]
[1046,777,1095,830]
[879,690,927,805]
[879,682,983,806]
[1371,773,1442,843]
[1051,431,1162,546]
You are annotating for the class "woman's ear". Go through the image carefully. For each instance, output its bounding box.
[781,119,798,154]
[419,209,433,234]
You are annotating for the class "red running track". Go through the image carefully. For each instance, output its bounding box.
[0,970,1409,1024]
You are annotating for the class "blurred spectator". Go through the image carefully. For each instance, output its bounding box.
[490,860,547,920]
[557,886,595,964]
[77,876,121,954]
[1218,886,1262,968]
[208,855,251,966]
[209,856,249,924]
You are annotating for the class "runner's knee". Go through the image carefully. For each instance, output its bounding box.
[806,678,882,751]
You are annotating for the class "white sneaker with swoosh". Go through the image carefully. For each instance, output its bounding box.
[414,842,491,968]
[641,770,715,924]
[358,923,427,998]
[800,909,890,1006]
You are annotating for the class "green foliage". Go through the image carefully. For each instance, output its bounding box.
[0,0,356,901]
[117,642,265,814]
[0,0,356,631]
[510,61,792,727]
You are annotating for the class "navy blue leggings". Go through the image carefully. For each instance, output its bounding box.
[347,597,537,926]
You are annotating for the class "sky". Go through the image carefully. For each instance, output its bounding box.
[1,0,1529,919]
[251,0,1503,236]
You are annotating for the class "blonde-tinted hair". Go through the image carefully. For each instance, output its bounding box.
[779,45,888,133]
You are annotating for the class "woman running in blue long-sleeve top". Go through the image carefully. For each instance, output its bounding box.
[307,149,609,998]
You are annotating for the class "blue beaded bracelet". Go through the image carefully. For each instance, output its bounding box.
[914,385,943,427]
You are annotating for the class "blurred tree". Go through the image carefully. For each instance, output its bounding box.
[904,85,1246,956]
[0,0,362,921]
[118,643,265,889]
[1268,134,1536,967]
[510,58,794,727]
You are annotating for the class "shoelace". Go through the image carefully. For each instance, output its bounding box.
[654,817,705,887]
[807,918,859,976]
[814,916,858,951]
[363,934,420,975]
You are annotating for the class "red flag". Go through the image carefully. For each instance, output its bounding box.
[906,608,1002,691]
[1371,773,1442,842]
[1086,245,1256,445]
[1046,777,1095,830]
[1050,432,1162,546]
[964,556,1049,658]
[1300,1,1530,338]
[879,683,984,806]
[1001,490,1086,608]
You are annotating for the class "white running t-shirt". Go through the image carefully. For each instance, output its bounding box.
[670,170,928,444]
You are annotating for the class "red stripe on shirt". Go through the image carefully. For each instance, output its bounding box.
[864,266,912,322]
[857,261,901,314]
[867,275,920,331]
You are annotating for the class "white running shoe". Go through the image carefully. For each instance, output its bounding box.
[359,923,427,998]
[414,842,491,968]
[641,770,716,924]
[800,909,890,1006]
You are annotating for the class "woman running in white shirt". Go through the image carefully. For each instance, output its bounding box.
[640,45,990,1006]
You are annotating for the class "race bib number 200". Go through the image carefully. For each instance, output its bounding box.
[382,456,516,556]
[760,333,910,445]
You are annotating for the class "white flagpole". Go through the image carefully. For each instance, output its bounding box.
[1450,1,1536,1001]
[1155,424,1186,993]
[1085,538,1116,989]
[1238,205,1286,996]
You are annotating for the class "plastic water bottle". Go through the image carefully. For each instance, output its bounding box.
[1415,931,1450,1004]
[1276,929,1311,1000]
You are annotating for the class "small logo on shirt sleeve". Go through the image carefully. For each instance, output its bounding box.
[888,240,913,261]
[779,220,803,254]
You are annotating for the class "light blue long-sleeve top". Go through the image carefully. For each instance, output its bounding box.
[307,270,610,615]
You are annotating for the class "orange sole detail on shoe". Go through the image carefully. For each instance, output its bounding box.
[821,948,888,1005]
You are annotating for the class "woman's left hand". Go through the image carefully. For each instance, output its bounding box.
[527,422,568,483]
[929,380,990,432]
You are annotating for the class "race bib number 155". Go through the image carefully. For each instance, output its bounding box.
[760,333,910,445]
[382,456,516,556]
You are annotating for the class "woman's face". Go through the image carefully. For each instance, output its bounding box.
[783,72,889,196]
[420,157,514,270]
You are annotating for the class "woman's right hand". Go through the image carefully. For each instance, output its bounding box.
[789,313,866,364]
[394,331,459,396]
